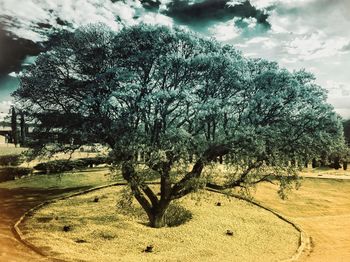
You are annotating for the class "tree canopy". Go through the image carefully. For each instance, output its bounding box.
[14,24,345,228]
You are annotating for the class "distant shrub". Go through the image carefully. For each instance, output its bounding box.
[34,160,75,174]
[0,154,23,166]
[0,167,33,182]
[79,157,112,167]
[33,157,111,174]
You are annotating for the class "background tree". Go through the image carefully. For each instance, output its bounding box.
[341,119,350,169]
[343,119,350,146]
[10,106,18,146]
[14,24,345,228]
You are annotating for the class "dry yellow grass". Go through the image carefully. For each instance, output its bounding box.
[254,178,350,261]
[22,186,299,262]
[300,167,350,178]
[0,146,27,156]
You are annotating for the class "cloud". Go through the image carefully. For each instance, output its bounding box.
[249,0,315,10]
[140,0,162,10]
[0,0,140,41]
[0,100,13,121]
[285,32,349,60]
[209,18,241,41]
[164,0,271,30]
[0,0,173,77]
[137,12,174,26]
[0,27,41,76]
[227,0,245,7]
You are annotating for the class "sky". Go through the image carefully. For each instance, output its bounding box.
[0,0,349,120]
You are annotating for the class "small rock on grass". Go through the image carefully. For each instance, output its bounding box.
[144,245,154,253]
[226,230,234,236]
[63,225,71,232]
[75,239,87,243]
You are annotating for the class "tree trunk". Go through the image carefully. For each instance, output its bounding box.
[20,111,26,146]
[11,107,18,146]
[149,208,167,228]
[121,160,173,228]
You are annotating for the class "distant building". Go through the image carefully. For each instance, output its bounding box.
[0,122,11,144]
[0,120,34,146]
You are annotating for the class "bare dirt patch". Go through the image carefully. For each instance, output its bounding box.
[22,186,300,262]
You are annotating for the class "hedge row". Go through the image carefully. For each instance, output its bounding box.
[0,154,23,166]
[33,157,111,174]
[0,167,33,182]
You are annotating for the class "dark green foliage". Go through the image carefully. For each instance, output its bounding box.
[311,158,319,168]
[34,160,76,174]
[0,167,33,182]
[343,119,350,145]
[0,154,23,166]
[329,156,342,169]
[33,157,110,174]
[78,157,112,167]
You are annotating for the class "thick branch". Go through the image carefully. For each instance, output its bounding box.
[140,184,159,207]
[206,161,264,190]
[160,163,172,201]
[171,159,204,199]
[121,162,153,215]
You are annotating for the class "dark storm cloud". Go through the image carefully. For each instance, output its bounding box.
[0,25,42,77]
[164,0,270,29]
[140,0,161,10]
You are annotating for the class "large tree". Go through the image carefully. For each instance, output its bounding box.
[14,24,345,228]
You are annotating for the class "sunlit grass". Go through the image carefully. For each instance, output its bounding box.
[254,178,350,261]
[301,166,350,177]
[0,146,27,156]
[23,186,299,262]
[254,178,350,217]
[0,167,121,189]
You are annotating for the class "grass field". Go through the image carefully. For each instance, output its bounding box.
[2,153,350,261]
[301,166,350,178]
[0,166,120,189]
[254,178,350,261]
[22,186,300,262]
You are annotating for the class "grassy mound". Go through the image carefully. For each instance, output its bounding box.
[22,187,300,262]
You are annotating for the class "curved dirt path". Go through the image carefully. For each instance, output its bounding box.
[0,186,92,261]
